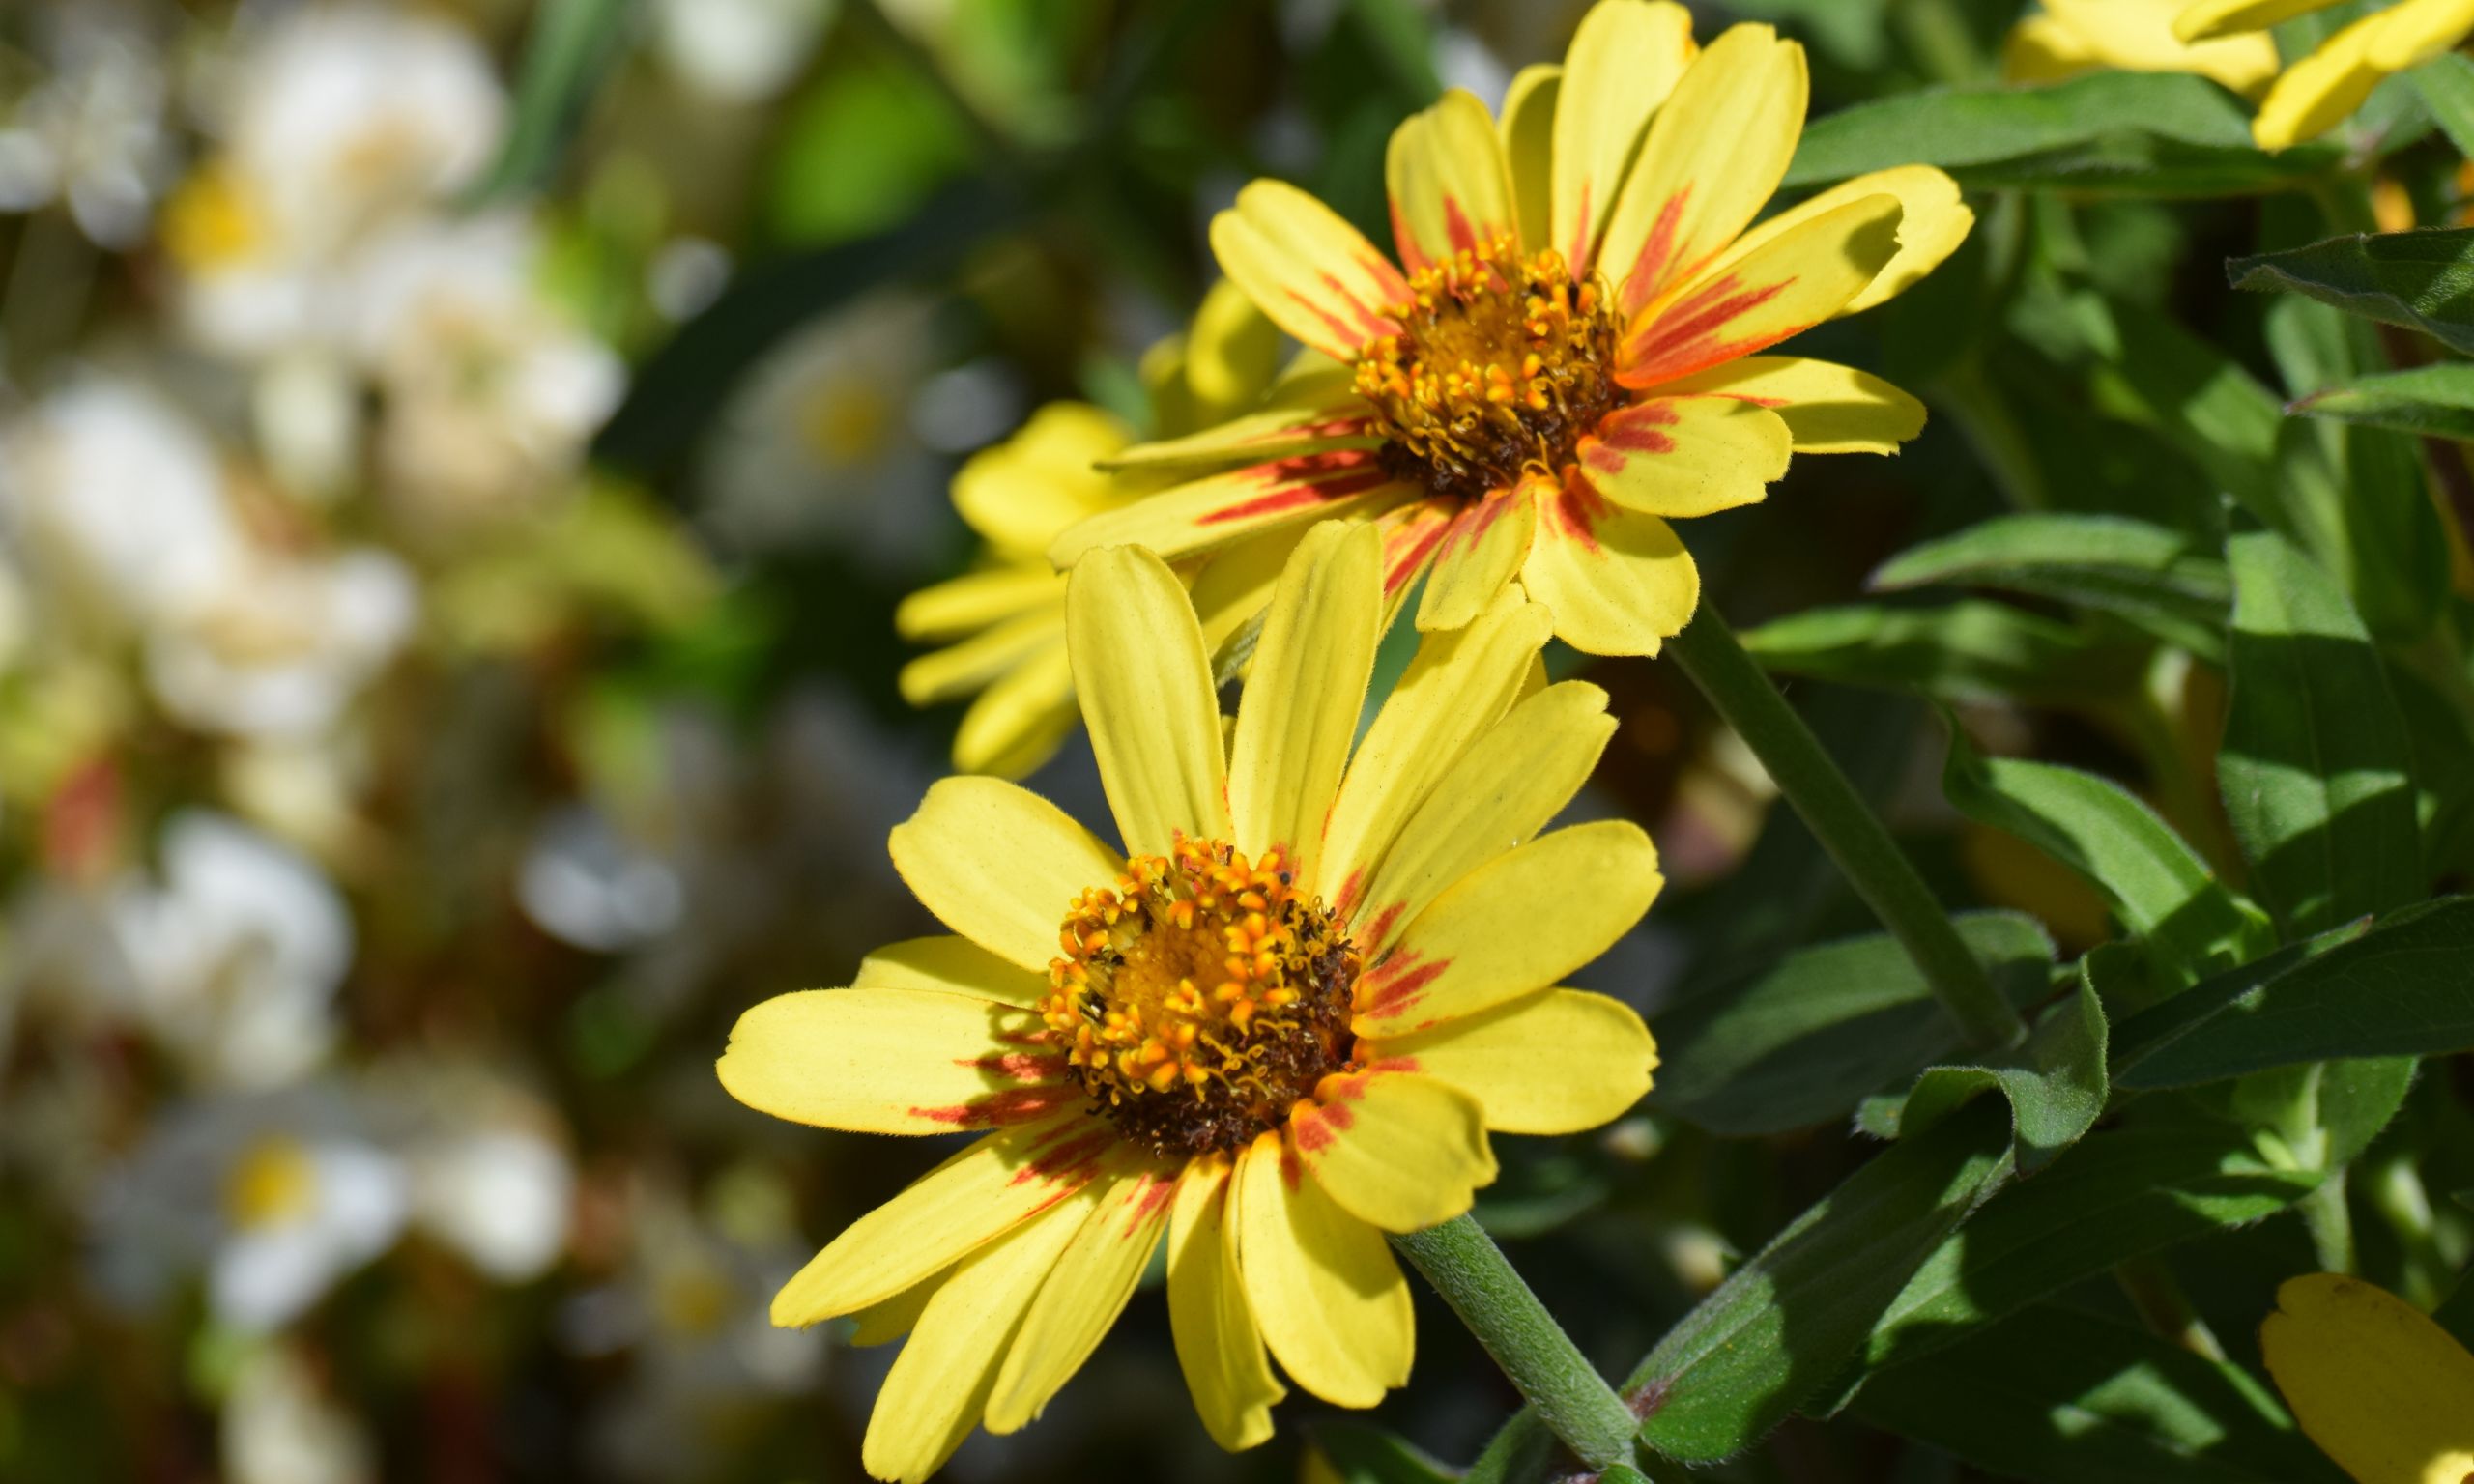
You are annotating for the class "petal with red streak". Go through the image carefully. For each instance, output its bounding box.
[1387,89,1520,272]
[1212,180,1410,360]
[1616,193,1903,389]
[1576,394,1790,519]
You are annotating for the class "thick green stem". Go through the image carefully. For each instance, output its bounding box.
[1391,1216,1638,1471]
[1666,606,2023,1051]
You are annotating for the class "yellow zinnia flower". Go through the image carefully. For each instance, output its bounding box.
[720,523,1661,1481]
[2004,0,2279,96]
[1050,2,1971,657]
[2260,1272,2474,1483]
[2177,0,2474,148]
[896,280,1293,778]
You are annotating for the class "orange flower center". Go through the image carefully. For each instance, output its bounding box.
[1043,838,1359,1158]
[1354,234,1624,501]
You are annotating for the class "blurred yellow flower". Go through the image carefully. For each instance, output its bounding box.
[2003,0,2278,95]
[721,524,1660,1480]
[1048,1,1970,657]
[2175,0,2474,148]
[896,278,1292,778]
[2260,1272,2474,1484]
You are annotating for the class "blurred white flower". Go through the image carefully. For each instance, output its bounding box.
[369,1058,575,1283]
[108,810,353,1090]
[519,804,685,955]
[654,0,838,103]
[147,545,417,741]
[349,212,624,520]
[222,1342,376,1484]
[0,3,177,246]
[166,2,506,358]
[90,1086,409,1333]
[0,376,245,632]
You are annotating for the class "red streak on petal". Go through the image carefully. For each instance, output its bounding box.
[1543,469,1613,556]
[1201,450,1391,528]
[1332,866,1366,918]
[1012,1127,1115,1185]
[1620,188,1693,318]
[1381,504,1453,593]
[1620,273,1798,386]
[1361,1054,1421,1075]
[909,1085,1079,1129]
[1361,949,1450,1021]
[965,1050,1067,1081]
[1284,271,1403,358]
[1567,180,1596,277]
[1124,1175,1178,1235]
[1390,196,1429,275]
[1443,195,1480,254]
[1357,900,1404,955]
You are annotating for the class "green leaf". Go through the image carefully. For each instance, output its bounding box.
[1943,727,2274,982]
[2114,897,2474,1088]
[1651,914,2057,1137]
[1628,1100,2015,1461]
[2229,227,2474,356]
[467,0,635,204]
[1850,1305,2342,1483]
[2220,529,2421,937]
[1870,514,2231,659]
[1860,979,2109,1175]
[1786,73,2338,197]
[2289,360,2474,439]
[2413,52,2474,158]
[1739,601,2146,706]
[1309,1422,1457,1484]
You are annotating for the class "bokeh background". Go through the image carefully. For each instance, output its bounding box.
[3,1,2466,1481]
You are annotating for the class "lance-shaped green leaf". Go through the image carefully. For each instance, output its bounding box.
[2114,897,2474,1088]
[2229,227,2474,357]
[1308,1423,1457,1484]
[1943,727,2274,980]
[1652,914,2057,1137]
[1786,72,2339,196]
[2289,360,2474,440]
[2414,52,2474,158]
[1870,514,2231,659]
[1858,979,2109,1174]
[1627,1099,2015,1461]
[1850,1305,2345,1484]
[1740,601,2146,706]
[2220,529,2421,937]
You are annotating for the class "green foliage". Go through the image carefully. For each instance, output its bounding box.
[2290,361,2474,438]
[2229,228,2474,355]
[1870,515,2231,660]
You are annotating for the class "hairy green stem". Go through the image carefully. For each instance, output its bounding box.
[1666,606,2024,1051]
[1391,1216,1639,1471]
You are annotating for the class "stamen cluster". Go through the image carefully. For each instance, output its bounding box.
[1354,235,1625,501]
[1043,837,1359,1158]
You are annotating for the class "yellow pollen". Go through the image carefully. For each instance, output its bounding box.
[223,1136,318,1230]
[161,165,264,272]
[1353,234,1624,501]
[1043,838,1360,1158]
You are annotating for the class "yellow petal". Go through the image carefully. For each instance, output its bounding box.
[1232,1131,1414,1408]
[1290,1070,1496,1231]
[1597,22,1807,320]
[1520,474,1702,657]
[888,776,1121,973]
[1191,528,1303,664]
[1355,817,1661,1033]
[719,987,1070,1135]
[1576,394,1791,518]
[861,1182,1102,1484]
[1617,192,1904,388]
[1174,276,1285,424]
[1212,180,1412,360]
[1362,987,1657,1135]
[986,1163,1178,1432]
[896,563,1064,644]
[951,403,1134,556]
[898,611,1062,706]
[1387,89,1521,272]
[1727,166,1971,319]
[1324,597,1554,916]
[2017,0,2278,97]
[1066,545,1231,857]
[1552,0,1698,275]
[1351,681,1616,956]
[952,641,1076,779]
[771,1115,1117,1324]
[1500,63,1560,255]
[1658,355,1926,455]
[1227,522,1383,888]
[856,934,1052,1004]
[2252,11,2388,150]
[2369,0,2474,71]
[1167,1158,1285,1452]
[849,1265,951,1347]
[1372,495,1458,615]
[1104,375,1377,475]
[2176,0,2345,43]
[1416,485,1540,632]
[1048,449,1414,568]
[2260,1272,2474,1484]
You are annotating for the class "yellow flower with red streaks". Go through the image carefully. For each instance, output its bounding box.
[1049,1,1973,657]
[2173,0,2474,148]
[2260,1272,2474,1483]
[718,523,1661,1480]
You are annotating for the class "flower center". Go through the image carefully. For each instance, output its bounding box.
[1043,838,1359,1159]
[1354,235,1625,501]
